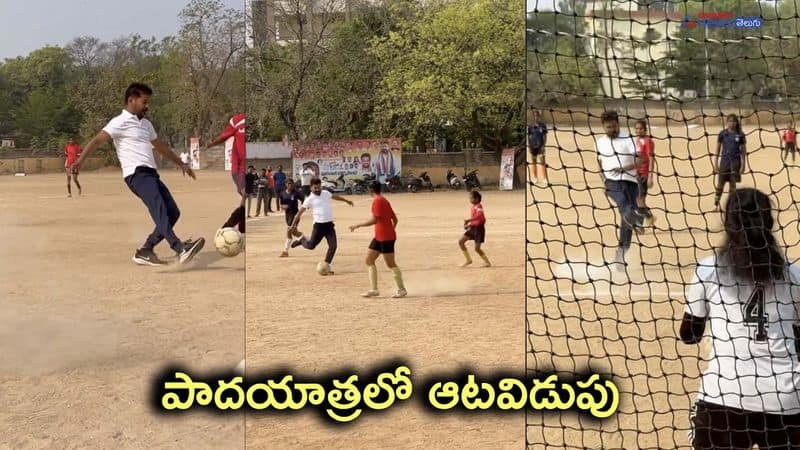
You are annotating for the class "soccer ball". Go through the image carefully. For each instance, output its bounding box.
[215,227,243,257]
[316,261,331,276]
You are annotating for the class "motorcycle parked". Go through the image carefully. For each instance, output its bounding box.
[385,175,404,193]
[446,169,462,190]
[463,169,481,191]
[407,171,434,193]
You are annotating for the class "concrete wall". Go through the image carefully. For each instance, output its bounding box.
[247,150,523,188]
[0,157,106,175]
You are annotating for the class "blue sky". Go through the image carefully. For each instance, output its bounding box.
[0,0,243,60]
[528,0,557,13]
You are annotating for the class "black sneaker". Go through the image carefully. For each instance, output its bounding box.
[133,248,167,266]
[178,238,205,264]
[290,238,303,248]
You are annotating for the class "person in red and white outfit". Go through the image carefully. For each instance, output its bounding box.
[634,119,656,226]
[207,113,246,235]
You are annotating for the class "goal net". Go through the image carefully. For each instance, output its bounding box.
[526,1,800,448]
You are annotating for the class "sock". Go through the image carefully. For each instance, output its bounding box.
[391,266,405,290]
[477,251,491,265]
[223,206,245,228]
[462,249,472,263]
[714,192,721,205]
[368,264,378,291]
[285,239,292,251]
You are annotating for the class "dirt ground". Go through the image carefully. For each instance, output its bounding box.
[245,189,526,449]
[0,170,245,449]
[526,124,800,449]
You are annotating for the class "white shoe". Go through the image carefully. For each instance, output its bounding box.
[392,289,408,298]
[361,290,380,298]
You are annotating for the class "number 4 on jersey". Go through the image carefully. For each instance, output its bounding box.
[743,284,768,342]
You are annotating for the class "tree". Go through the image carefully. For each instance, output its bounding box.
[373,0,524,152]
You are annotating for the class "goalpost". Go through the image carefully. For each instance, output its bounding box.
[527,1,800,448]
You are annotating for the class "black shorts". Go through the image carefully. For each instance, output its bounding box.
[368,239,396,254]
[464,225,485,243]
[691,400,800,450]
[637,176,649,197]
[530,146,544,157]
[285,211,297,227]
[232,172,245,193]
[786,142,796,153]
[718,158,742,184]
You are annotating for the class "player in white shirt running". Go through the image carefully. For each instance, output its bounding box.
[595,110,645,269]
[681,188,800,449]
[289,177,353,274]
[72,83,204,266]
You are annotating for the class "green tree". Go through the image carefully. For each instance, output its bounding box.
[373,0,524,152]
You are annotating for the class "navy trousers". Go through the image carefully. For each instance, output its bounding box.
[125,167,182,253]
[604,179,639,251]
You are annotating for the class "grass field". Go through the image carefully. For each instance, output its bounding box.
[0,170,244,449]
[244,189,526,449]
[526,124,800,449]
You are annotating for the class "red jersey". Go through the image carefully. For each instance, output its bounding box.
[65,143,81,165]
[636,136,654,177]
[371,195,397,241]
[469,203,486,227]
[219,113,246,174]
[784,129,796,143]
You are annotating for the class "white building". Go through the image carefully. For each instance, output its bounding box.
[585,0,684,99]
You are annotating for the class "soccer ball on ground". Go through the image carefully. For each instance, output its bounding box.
[316,261,331,276]
[215,227,243,257]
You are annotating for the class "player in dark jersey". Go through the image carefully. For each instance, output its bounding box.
[279,179,305,257]
[714,114,747,210]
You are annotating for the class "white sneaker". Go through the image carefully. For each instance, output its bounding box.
[361,290,380,298]
[392,289,408,298]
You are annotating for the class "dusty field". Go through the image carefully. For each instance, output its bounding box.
[526,124,800,449]
[245,189,526,449]
[0,170,244,449]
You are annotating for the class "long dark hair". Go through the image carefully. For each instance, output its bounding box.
[719,188,784,283]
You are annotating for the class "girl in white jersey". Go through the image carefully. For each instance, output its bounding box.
[681,188,800,449]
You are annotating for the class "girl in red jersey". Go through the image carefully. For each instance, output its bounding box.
[64,137,82,197]
[783,122,796,165]
[349,181,407,298]
[634,119,656,226]
[459,190,491,268]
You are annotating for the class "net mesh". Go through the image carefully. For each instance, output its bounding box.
[526,1,800,448]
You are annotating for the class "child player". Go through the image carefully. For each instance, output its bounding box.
[783,121,796,165]
[279,179,304,257]
[349,181,407,298]
[459,190,491,268]
[713,114,747,211]
[65,137,82,197]
[634,119,655,226]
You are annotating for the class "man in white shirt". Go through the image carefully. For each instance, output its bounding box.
[300,163,315,197]
[289,177,354,273]
[595,110,645,267]
[72,82,204,266]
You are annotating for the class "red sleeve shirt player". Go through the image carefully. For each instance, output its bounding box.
[65,143,81,167]
[469,203,486,227]
[784,129,796,143]
[372,195,397,241]
[636,136,654,177]
[220,113,246,174]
